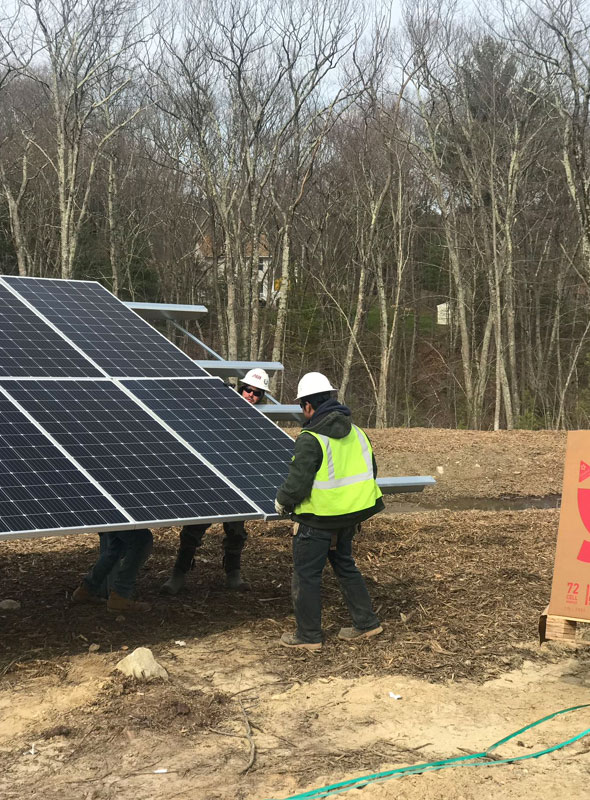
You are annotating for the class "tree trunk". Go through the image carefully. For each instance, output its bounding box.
[224,229,239,360]
[270,223,291,396]
[107,157,120,296]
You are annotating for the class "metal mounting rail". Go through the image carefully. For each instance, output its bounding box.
[125,301,208,321]
[377,476,436,494]
[260,404,304,421]
[195,360,284,377]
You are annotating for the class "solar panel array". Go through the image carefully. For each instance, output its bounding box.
[0,276,294,538]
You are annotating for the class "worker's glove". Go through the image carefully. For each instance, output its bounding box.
[274,499,288,517]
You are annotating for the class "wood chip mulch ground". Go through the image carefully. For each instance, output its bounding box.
[0,508,577,686]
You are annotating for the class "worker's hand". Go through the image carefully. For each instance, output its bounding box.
[274,499,288,517]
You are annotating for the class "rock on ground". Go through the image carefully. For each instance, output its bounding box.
[115,647,168,681]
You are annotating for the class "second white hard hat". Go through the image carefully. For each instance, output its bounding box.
[296,372,337,400]
[240,368,270,392]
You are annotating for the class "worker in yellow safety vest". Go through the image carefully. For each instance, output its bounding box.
[274,372,384,651]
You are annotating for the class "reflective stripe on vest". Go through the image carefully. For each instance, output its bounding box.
[311,426,373,490]
[295,425,382,517]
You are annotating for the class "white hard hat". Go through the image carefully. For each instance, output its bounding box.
[240,368,270,392]
[296,372,337,400]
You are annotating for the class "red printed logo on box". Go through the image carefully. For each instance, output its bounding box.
[577,489,590,562]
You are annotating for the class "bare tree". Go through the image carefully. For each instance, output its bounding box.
[1,0,150,278]
[268,0,364,394]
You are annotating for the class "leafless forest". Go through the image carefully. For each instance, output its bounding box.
[0,0,589,429]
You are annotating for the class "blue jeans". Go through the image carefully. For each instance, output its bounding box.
[84,529,153,598]
[292,523,380,643]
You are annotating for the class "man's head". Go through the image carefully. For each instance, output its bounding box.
[239,368,269,405]
[295,372,337,419]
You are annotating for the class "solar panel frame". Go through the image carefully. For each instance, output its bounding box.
[1,277,209,379]
[0,384,134,540]
[0,377,263,529]
[119,376,296,518]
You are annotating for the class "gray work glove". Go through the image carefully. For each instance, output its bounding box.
[274,498,288,517]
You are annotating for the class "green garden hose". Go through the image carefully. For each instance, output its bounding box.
[264,703,590,800]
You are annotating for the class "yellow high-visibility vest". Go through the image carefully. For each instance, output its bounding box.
[295,425,382,516]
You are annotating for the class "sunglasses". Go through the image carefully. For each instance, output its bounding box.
[243,386,263,398]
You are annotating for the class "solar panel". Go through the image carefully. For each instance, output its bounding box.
[0,379,259,525]
[2,277,208,379]
[122,377,295,516]
[0,283,102,378]
[0,393,128,538]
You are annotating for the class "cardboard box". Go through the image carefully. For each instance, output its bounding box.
[548,431,590,619]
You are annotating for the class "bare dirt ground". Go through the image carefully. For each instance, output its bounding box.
[2,427,589,800]
[351,427,566,506]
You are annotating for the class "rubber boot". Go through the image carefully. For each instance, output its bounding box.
[160,547,195,595]
[225,569,251,591]
[223,549,250,591]
[160,568,187,595]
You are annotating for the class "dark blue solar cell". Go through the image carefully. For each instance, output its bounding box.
[0,397,127,536]
[123,377,295,516]
[0,282,101,377]
[3,277,208,379]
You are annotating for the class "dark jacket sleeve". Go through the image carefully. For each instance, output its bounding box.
[276,432,323,510]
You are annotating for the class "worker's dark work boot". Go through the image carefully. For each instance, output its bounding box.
[107,590,151,614]
[160,547,194,595]
[160,568,187,595]
[71,582,104,605]
[225,570,251,591]
[223,550,250,591]
[338,625,383,641]
[280,632,322,651]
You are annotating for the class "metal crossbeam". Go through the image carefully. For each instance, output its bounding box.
[195,360,284,376]
[377,476,436,494]
[260,404,304,421]
[125,301,208,321]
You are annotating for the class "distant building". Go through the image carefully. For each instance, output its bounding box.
[198,234,279,306]
[437,301,450,326]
